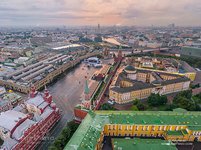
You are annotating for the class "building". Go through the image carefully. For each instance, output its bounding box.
[65,110,201,150]
[126,56,197,81]
[0,86,60,150]
[0,86,22,113]
[109,65,190,104]
[0,92,22,112]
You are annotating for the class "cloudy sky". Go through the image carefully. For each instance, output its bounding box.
[0,0,201,26]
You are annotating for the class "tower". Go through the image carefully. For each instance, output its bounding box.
[43,86,52,104]
[103,48,110,57]
[30,84,38,98]
[97,23,101,34]
[82,76,91,110]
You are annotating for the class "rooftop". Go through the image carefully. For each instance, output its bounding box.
[112,138,177,150]
[0,110,28,131]
[124,65,136,71]
[65,111,201,150]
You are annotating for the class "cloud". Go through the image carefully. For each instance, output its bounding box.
[0,0,201,26]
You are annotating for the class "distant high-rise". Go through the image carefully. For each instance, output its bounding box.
[168,23,175,28]
[97,23,101,34]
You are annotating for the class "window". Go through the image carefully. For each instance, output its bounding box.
[125,126,128,131]
[135,126,139,131]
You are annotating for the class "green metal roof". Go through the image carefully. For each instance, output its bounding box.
[112,138,177,150]
[166,131,183,136]
[64,111,201,150]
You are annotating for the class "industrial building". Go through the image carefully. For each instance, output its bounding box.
[5,54,72,83]
[65,110,201,150]
[0,52,99,93]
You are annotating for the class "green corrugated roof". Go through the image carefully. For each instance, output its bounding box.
[188,126,201,131]
[112,138,177,150]
[166,130,183,136]
[64,111,201,150]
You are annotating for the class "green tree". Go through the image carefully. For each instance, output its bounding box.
[130,105,139,111]
[136,102,146,110]
[176,90,192,99]
[147,94,167,107]
[100,103,115,110]
[173,96,196,111]
[49,121,79,150]
[133,99,140,105]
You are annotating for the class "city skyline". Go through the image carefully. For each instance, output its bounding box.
[1,0,201,27]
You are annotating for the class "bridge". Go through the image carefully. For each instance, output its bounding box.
[110,47,169,54]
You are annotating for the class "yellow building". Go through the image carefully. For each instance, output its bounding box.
[126,56,197,81]
[65,110,201,150]
[109,65,191,104]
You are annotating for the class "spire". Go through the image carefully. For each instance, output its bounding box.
[44,85,49,97]
[43,86,52,104]
[84,77,90,95]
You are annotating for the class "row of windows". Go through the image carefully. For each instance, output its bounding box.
[193,132,201,136]
[107,133,163,137]
[108,125,186,132]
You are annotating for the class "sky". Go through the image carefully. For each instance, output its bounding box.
[0,0,201,27]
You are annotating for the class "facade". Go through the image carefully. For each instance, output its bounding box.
[126,56,197,81]
[65,110,201,150]
[109,65,190,104]
[0,86,60,150]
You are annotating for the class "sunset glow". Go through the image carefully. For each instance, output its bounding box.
[1,0,201,26]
